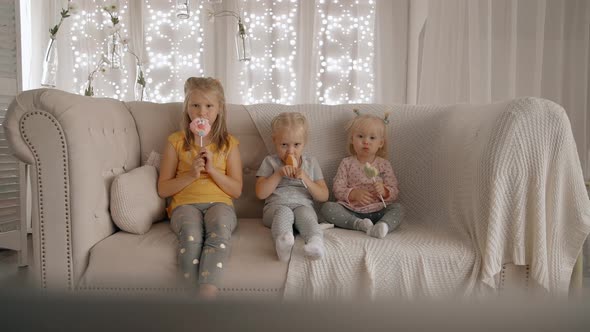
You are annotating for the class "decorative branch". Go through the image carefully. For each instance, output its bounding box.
[84,55,111,96]
[121,39,147,88]
[49,2,79,39]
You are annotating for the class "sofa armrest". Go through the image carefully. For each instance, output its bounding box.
[4,89,141,289]
[395,97,590,293]
[474,97,590,293]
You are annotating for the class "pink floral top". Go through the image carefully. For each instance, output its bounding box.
[333,156,399,213]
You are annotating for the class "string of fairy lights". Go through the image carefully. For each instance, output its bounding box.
[69,2,131,100]
[63,0,376,104]
[239,1,299,104]
[315,0,375,104]
[144,0,205,102]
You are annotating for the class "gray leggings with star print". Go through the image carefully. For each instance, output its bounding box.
[170,202,237,289]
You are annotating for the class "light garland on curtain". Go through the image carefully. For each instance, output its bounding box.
[143,0,205,102]
[238,2,298,104]
[177,0,251,62]
[314,0,375,104]
[60,0,376,105]
[69,2,131,100]
[207,9,251,62]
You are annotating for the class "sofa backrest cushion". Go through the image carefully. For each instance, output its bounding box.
[125,101,183,165]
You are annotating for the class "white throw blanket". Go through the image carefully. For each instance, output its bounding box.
[245,98,590,299]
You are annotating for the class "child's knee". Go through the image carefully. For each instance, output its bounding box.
[320,201,337,216]
[208,220,233,239]
[179,222,202,241]
[205,203,237,230]
[273,205,295,222]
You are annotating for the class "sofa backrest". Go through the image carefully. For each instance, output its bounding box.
[124,101,267,218]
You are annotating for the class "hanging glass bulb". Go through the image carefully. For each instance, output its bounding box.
[41,37,58,87]
[235,19,251,62]
[134,64,146,101]
[106,33,122,69]
[176,0,190,19]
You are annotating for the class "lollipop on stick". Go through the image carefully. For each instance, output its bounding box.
[190,118,211,146]
[363,162,386,208]
[285,154,307,188]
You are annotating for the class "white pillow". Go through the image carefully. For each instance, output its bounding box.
[145,150,161,170]
[110,165,166,234]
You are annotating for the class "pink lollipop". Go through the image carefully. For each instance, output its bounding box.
[190,118,211,146]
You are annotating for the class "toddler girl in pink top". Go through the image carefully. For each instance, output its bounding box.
[320,111,403,238]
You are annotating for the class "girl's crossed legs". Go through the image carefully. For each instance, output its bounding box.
[321,202,403,238]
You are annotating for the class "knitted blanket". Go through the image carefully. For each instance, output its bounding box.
[245,98,590,299]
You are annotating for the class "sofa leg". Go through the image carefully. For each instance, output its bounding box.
[569,253,583,296]
[501,253,584,296]
[500,264,529,295]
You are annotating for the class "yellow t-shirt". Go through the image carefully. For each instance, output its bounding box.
[166,131,239,216]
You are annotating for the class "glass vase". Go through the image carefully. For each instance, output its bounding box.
[84,77,94,97]
[41,37,58,87]
[106,33,122,69]
[176,0,190,19]
[235,21,251,62]
[134,64,146,101]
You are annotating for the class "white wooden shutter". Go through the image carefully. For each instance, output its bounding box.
[0,1,21,236]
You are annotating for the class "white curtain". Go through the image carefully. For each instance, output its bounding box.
[414,0,590,279]
[27,0,409,105]
[24,0,590,178]
[20,0,590,281]
[415,0,590,181]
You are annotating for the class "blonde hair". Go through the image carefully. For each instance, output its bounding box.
[271,112,309,141]
[346,113,388,158]
[181,77,230,152]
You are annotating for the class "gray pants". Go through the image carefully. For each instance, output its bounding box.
[170,202,237,289]
[263,204,322,242]
[320,201,403,232]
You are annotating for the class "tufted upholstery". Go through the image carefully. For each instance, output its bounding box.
[4,89,283,295]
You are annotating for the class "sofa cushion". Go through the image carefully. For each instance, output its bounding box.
[77,222,179,290]
[77,219,288,297]
[110,165,166,234]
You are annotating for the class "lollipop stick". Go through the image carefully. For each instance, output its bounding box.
[373,178,387,208]
[301,179,308,189]
[200,136,203,147]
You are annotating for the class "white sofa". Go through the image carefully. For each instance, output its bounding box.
[4,89,589,299]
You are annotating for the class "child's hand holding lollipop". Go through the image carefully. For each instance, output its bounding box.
[363,162,386,208]
[285,154,307,188]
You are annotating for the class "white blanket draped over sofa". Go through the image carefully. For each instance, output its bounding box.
[246,98,590,299]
